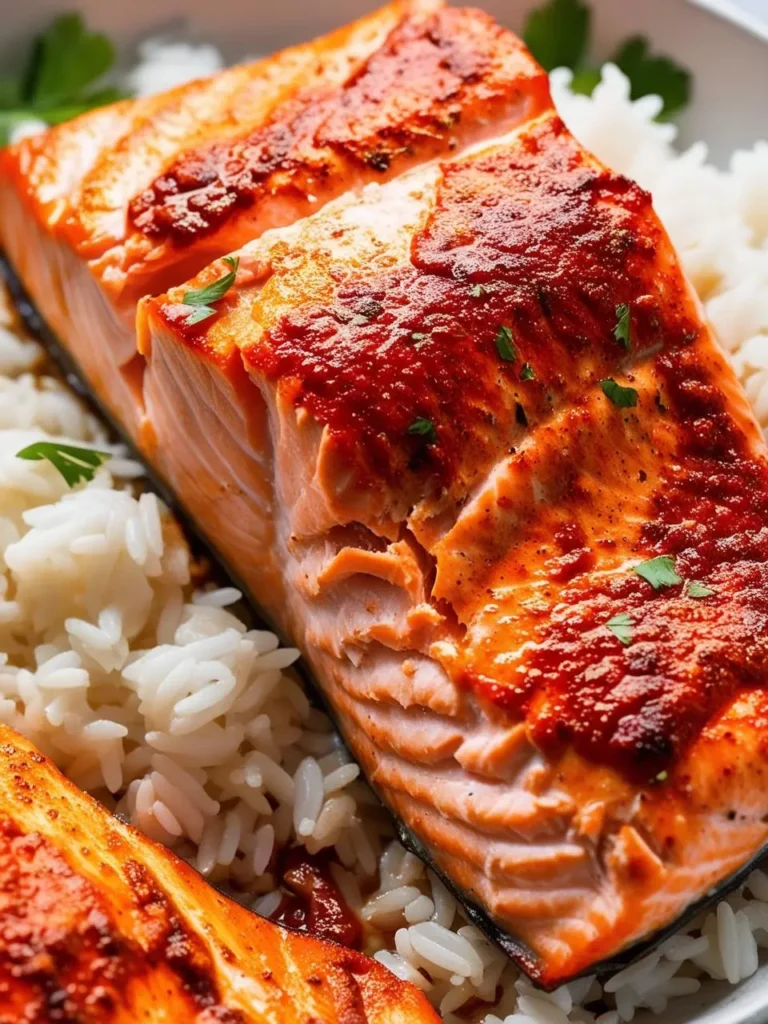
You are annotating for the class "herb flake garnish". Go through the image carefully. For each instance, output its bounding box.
[495,325,517,363]
[0,14,127,145]
[606,612,633,646]
[600,378,638,408]
[408,418,437,444]
[634,554,682,590]
[523,0,690,121]
[520,363,536,381]
[687,581,715,599]
[411,332,428,343]
[16,441,111,487]
[613,303,631,351]
[654,770,669,783]
[471,284,488,299]
[182,256,239,325]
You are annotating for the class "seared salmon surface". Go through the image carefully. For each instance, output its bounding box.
[0,0,547,431]
[0,729,438,1023]
[2,0,768,991]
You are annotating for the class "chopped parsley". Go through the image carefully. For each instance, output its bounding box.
[654,770,669,783]
[0,14,127,145]
[687,581,715,599]
[495,325,517,363]
[16,441,112,487]
[182,305,219,327]
[408,418,437,444]
[411,332,428,343]
[523,0,691,121]
[520,363,536,381]
[634,554,682,590]
[606,612,633,646]
[471,284,488,299]
[613,303,631,351]
[600,379,638,408]
[181,256,239,325]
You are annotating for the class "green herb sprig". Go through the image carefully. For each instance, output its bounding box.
[182,256,240,326]
[16,441,112,487]
[523,0,691,120]
[0,14,127,146]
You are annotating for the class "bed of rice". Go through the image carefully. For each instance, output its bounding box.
[2,39,768,1024]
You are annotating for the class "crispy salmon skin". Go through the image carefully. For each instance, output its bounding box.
[3,0,768,992]
[0,729,438,1023]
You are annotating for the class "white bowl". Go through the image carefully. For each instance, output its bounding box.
[1,1,767,1022]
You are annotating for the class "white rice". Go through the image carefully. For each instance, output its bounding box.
[0,47,767,1024]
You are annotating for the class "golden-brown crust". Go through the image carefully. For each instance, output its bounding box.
[127,6,547,246]
[143,109,768,983]
[0,0,548,321]
[0,733,439,1023]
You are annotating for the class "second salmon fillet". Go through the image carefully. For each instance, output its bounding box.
[0,0,547,433]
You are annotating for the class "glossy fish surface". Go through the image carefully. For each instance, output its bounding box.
[0,728,439,1022]
[2,1,768,991]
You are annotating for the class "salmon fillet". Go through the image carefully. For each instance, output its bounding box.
[2,2,768,992]
[135,111,768,985]
[0,0,547,433]
[0,728,438,1023]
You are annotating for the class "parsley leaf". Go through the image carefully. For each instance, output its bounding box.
[600,379,638,408]
[16,441,111,487]
[687,581,715,599]
[654,770,669,783]
[570,66,602,95]
[522,1,691,122]
[407,418,437,444]
[411,332,428,342]
[182,256,239,325]
[634,554,682,590]
[606,612,633,646]
[183,305,218,326]
[28,14,115,108]
[523,0,590,72]
[495,325,517,363]
[471,284,488,299]
[613,303,631,351]
[613,36,691,121]
[520,363,536,381]
[0,15,127,146]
